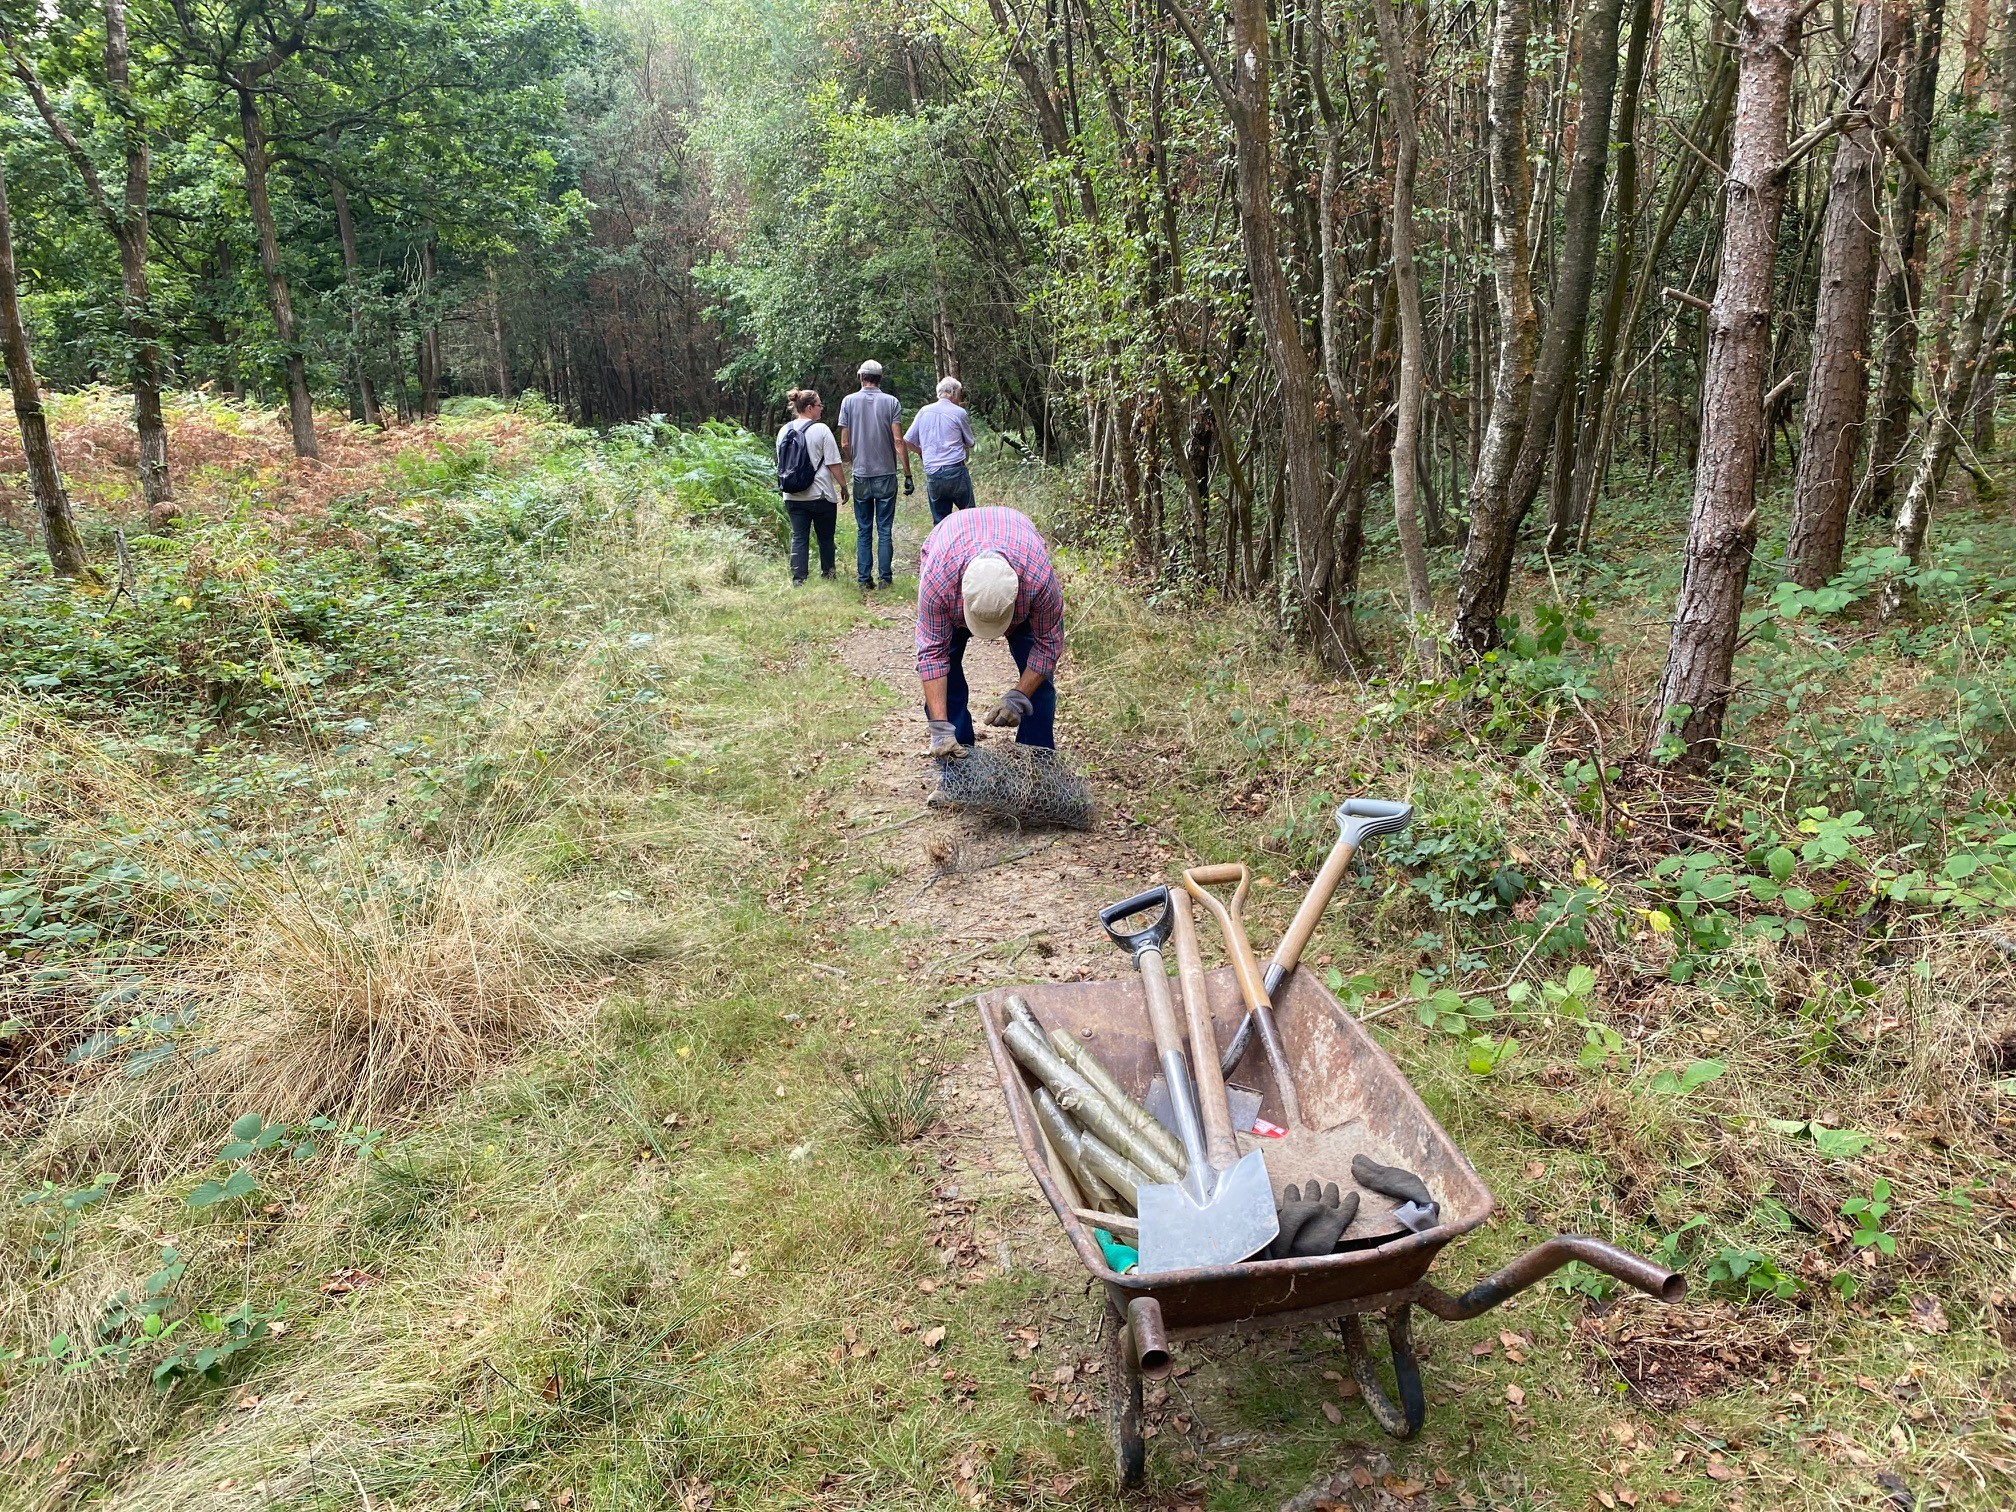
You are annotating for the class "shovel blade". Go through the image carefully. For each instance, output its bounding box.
[1135,1151,1279,1274]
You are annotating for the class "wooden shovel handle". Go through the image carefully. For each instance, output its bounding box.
[1269,836,1360,987]
[1169,889,1240,1169]
[1180,865,1265,1014]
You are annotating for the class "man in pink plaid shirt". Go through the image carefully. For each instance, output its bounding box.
[916,506,1063,757]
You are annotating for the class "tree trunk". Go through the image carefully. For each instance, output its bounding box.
[1882,0,2016,618]
[1555,0,1653,552]
[1168,0,1350,665]
[0,161,89,579]
[1784,0,1907,587]
[1373,0,1436,660]
[236,82,318,457]
[1573,29,1738,553]
[105,0,172,523]
[1505,0,1626,528]
[6,0,175,522]
[1864,0,1947,519]
[329,166,383,427]
[1651,0,1805,774]
[488,264,510,398]
[417,234,443,417]
[1450,0,1539,655]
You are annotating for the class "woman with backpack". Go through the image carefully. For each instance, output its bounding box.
[775,389,848,585]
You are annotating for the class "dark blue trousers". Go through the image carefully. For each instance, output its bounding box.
[935,623,1056,749]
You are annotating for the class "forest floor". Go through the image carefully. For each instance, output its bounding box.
[3,403,2014,1512]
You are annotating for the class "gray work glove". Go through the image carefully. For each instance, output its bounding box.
[927,719,967,759]
[984,688,1034,728]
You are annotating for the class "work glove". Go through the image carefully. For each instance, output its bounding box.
[984,688,1034,728]
[1350,1155,1433,1208]
[927,719,967,759]
[1267,1182,1361,1259]
[904,475,915,496]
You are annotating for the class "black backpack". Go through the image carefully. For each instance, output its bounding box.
[776,420,818,494]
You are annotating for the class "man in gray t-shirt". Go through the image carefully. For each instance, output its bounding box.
[904,377,978,524]
[838,361,911,589]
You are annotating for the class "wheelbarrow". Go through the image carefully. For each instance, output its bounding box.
[978,966,1684,1488]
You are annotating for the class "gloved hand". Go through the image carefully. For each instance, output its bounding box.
[984,688,1034,728]
[1350,1155,1433,1207]
[927,719,967,759]
[903,475,915,496]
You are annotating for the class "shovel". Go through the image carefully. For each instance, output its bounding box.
[1182,863,1302,1129]
[1217,798,1415,1078]
[1100,887,1278,1273]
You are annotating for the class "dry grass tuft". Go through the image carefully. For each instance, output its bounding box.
[211,854,569,1126]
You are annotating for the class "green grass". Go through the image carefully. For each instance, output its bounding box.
[3,412,2013,1511]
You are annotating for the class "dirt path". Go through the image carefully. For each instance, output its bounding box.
[834,612,1175,1270]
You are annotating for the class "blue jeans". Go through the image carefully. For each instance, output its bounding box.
[925,463,975,523]
[853,474,897,584]
[930,623,1055,750]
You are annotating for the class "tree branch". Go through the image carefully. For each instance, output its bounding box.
[1156,0,1236,114]
[0,28,118,232]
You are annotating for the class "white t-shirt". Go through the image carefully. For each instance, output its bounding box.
[779,419,842,503]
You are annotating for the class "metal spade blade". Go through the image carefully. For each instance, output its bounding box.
[1136,1148,1279,1273]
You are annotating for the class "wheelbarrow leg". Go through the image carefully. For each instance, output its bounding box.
[1338,1305,1425,1440]
[1102,1297,1146,1487]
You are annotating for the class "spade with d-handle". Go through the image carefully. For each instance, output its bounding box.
[1101,886,1279,1274]
[1216,797,1415,1078]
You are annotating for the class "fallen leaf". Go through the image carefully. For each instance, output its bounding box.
[1471,1339,1495,1356]
[917,1278,938,1293]
[1704,1455,1740,1483]
[1907,1296,1949,1334]
[1506,1384,1526,1406]
[1350,1466,1375,1488]
[922,1326,947,1349]
[1500,1330,1530,1349]
[725,1250,749,1277]
[1433,1468,1454,1487]
[1322,1401,1343,1424]
[1596,1491,1617,1509]
[1528,1160,1547,1179]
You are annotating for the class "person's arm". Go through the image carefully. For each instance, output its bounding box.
[893,420,912,482]
[838,424,854,466]
[1023,572,1064,683]
[958,409,976,463]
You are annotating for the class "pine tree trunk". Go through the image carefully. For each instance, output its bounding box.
[236,83,318,458]
[1864,0,1948,519]
[1373,0,1436,660]
[488,264,510,398]
[1651,0,1805,774]
[1451,0,1539,655]
[0,161,89,579]
[1505,0,1626,528]
[1784,0,1907,587]
[1882,0,2016,618]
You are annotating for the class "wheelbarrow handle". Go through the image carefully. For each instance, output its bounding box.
[1414,1234,1686,1321]
[1100,885,1173,956]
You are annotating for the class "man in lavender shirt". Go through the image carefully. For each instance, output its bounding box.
[904,376,978,523]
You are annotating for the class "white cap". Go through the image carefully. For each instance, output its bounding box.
[961,553,1018,640]
[857,359,884,377]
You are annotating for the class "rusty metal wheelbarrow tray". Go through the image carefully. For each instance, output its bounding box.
[980,966,1683,1484]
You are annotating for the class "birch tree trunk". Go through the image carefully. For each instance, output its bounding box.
[1650,0,1805,774]
[1450,0,1539,655]
[1372,0,1436,660]
[0,161,90,579]
[1784,0,1906,587]
[1881,0,2016,619]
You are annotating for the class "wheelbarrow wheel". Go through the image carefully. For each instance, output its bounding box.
[1338,1305,1425,1440]
[1102,1299,1146,1487]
